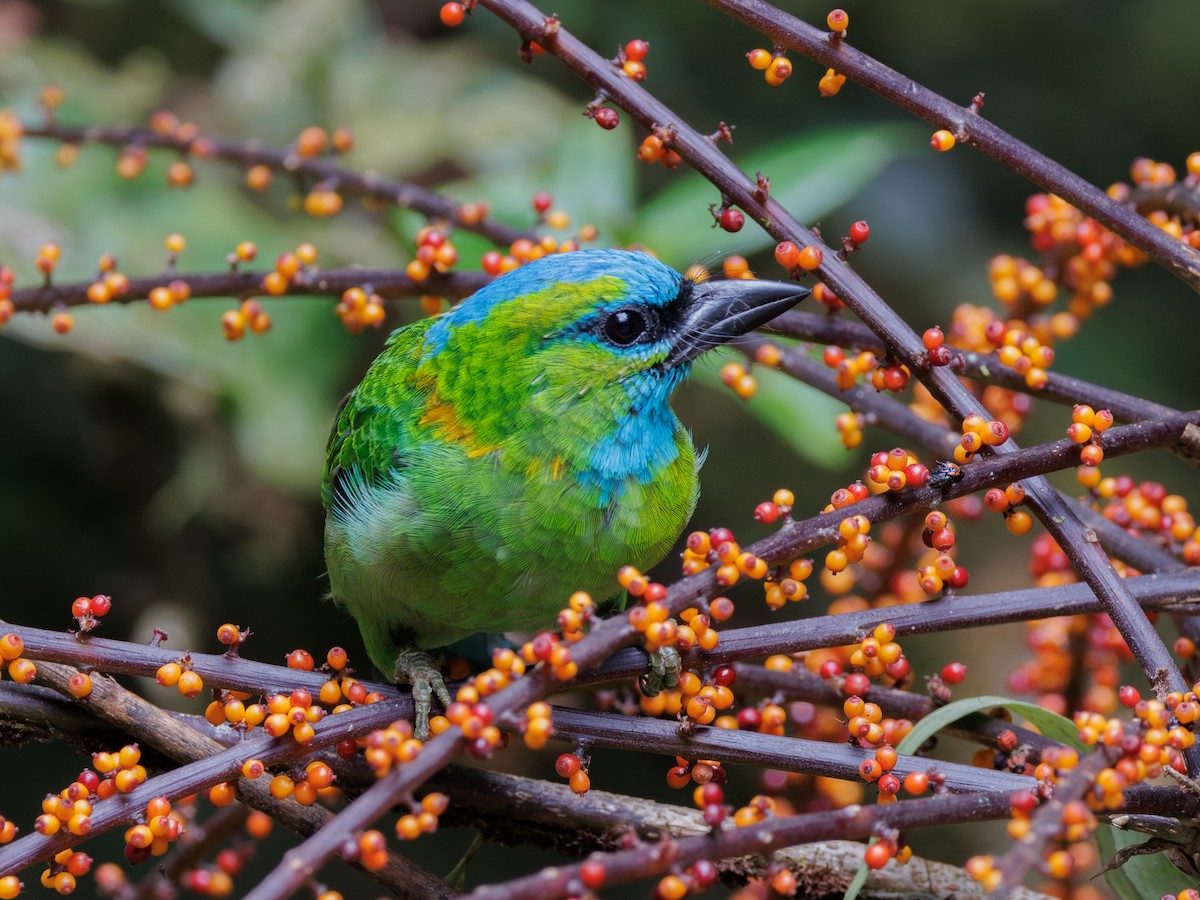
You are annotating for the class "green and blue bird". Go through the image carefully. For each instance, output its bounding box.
[322,248,805,737]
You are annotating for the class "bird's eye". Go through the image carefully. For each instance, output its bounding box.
[603,308,648,345]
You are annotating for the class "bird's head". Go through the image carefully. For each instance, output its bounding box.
[414,249,806,495]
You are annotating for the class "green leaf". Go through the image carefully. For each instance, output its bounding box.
[692,352,849,470]
[1095,821,1196,900]
[634,123,917,268]
[893,695,1085,757]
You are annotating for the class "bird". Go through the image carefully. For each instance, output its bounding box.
[322,248,806,738]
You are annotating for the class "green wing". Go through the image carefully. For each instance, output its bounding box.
[322,318,435,514]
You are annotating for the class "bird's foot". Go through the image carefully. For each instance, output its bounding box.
[638,645,681,697]
[393,648,453,741]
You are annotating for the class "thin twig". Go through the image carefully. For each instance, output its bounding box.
[704,0,1200,293]
[21,123,532,249]
[9,268,490,314]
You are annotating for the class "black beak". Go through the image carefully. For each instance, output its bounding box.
[665,278,808,368]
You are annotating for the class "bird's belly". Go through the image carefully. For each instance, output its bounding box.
[327,458,694,653]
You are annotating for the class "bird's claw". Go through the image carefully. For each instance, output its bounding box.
[393,648,453,741]
[639,645,681,697]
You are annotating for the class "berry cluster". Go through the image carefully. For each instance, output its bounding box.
[0,633,35,685]
[0,109,21,173]
[517,629,578,682]
[336,287,387,333]
[916,510,970,595]
[429,680,507,758]
[155,654,205,698]
[1066,404,1113,481]
[746,49,792,88]
[866,448,930,494]
[261,241,318,296]
[32,849,93,896]
[122,794,187,867]
[395,792,449,841]
[554,752,591,796]
[406,225,459,283]
[834,411,865,449]
[674,666,737,726]
[763,557,812,612]
[849,623,908,683]
[982,481,1034,536]
[362,720,423,777]
[825,514,871,575]
[221,299,271,341]
[821,344,878,392]
[954,413,1010,464]
[264,761,335,811]
[90,743,149,797]
[666,757,726,790]
[719,360,758,400]
[773,240,822,273]
[520,701,554,751]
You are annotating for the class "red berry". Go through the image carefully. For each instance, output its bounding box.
[882,366,909,392]
[89,594,112,616]
[754,502,780,524]
[927,345,952,366]
[922,327,944,350]
[580,860,606,890]
[713,665,737,687]
[947,566,970,590]
[819,659,842,679]
[624,39,649,62]
[71,596,91,617]
[439,2,465,26]
[555,753,581,778]
[1010,789,1037,815]
[532,191,553,214]
[718,208,745,233]
[844,672,871,696]
[709,528,735,546]
[692,859,719,887]
[941,662,967,684]
[593,107,620,130]
[848,220,870,243]
[736,707,762,729]
[774,241,801,269]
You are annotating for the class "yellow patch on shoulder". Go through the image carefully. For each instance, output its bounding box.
[417,387,495,458]
[550,456,565,481]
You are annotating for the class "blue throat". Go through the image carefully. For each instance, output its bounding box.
[578,364,689,506]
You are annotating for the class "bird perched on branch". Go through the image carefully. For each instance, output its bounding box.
[323,248,805,738]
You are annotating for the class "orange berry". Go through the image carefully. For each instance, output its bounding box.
[931,130,956,151]
[747,48,772,70]
[797,245,823,270]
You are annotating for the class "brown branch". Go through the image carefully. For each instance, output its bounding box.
[583,569,1200,683]
[467,789,1016,900]
[9,268,491,314]
[21,123,533,250]
[764,309,1184,425]
[544,707,1033,793]
[704,0,1200,294]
